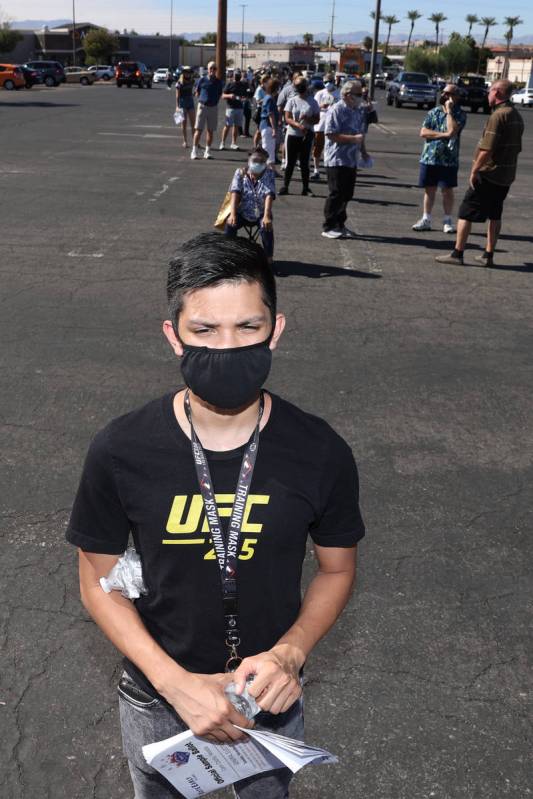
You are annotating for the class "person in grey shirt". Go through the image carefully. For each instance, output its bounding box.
[279,77,320,196]
[277,72,300,169]
[322,80,368,239]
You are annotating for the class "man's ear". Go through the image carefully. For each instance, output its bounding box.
[269,313,286,351]
[162,320,183,356]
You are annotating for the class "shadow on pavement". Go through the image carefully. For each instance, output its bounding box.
[0,101,79,108]
[469,232,533,244]
[274,260,382,279]
[357,233,452,250]
[488,262,533,273]
[354,197,417,208]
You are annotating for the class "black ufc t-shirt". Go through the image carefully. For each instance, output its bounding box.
[66,391,365,695]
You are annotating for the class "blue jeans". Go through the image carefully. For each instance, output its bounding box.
[118,671,304,798]
[225,213,274,259]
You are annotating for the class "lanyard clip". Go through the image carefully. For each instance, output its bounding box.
[225,642,242,673]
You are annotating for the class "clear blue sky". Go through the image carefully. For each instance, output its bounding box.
[9,0,533,41]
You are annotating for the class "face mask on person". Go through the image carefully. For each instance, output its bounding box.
[248,160,267,175]
[179,338,273,409]
[325,82,336,92]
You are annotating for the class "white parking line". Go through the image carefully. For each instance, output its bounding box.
[68,250,104,258]
[374,123,398,136]
[148,176,180,202]
[98,132,176,139]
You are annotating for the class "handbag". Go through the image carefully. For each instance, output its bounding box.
[214,169,245,230]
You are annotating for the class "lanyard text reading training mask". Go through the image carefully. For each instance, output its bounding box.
[184,389,264,672]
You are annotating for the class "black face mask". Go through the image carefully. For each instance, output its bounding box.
[179,338,273,409]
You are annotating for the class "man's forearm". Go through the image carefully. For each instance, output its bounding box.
[472,148,492,173]
[81,582,183,693]
[273,564,356,665]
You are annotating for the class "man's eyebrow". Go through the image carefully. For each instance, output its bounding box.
[186,315,268,327]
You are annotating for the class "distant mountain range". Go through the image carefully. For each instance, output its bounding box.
[12,20,533,45]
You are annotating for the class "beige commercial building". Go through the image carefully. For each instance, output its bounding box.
[227,42,316,72]
[486,56,533,86]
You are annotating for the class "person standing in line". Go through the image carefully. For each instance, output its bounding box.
[277,72,299,169]
[436,79,524,266]
[175,66,196,148]
[191,61,223,161]
[412,84,467,234]
[66,231,365,799]
[260,78,281,173]
[311,74,340,181]
[322,81,367,240]
[253,75,269,147]
[279,78,320,197]
[220,70,250,151]
[225,146,276,264]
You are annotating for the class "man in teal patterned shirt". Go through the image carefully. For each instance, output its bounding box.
[412,84,467,234]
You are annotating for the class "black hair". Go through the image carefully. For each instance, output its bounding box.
[167,232,276,332]
[248,145,269,160]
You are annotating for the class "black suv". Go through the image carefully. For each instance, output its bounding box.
[386,71,437,109]
[115,62,153,88]
[453,74,489,114]
[24,60,66,87]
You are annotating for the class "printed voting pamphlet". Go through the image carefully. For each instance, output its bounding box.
[143,726,337,798]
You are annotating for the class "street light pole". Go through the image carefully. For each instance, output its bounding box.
[328,0,336,70]
[216,0,227,80]
[240,4,247,72]
[369,0,381,100]
[72,0,76,66]
[169,0,173,71]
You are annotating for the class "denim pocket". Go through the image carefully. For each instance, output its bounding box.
[117,673,161,709]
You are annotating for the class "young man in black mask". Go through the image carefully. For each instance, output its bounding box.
[66,232,365,799]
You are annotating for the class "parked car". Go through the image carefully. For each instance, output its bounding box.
[19,65,40,88]
[154,67,171,83]
[386,71,437,108]
[64,66,96,85]
[115,61,153,88]
[452,74,489,113]
[0,64,25,90]
[87,64,114,81]
[511,87,533,107]
[24,60,65,86]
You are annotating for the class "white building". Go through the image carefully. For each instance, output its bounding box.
[486,56,533,87]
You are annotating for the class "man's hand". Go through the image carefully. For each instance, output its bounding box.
[271,127,277,138]
[228,211,238,227]
[160,671,254,743]
[445,98,454,114]
[262,215,272,231]
[352,133,364,145]
[469,170,479,190]
[233,644,305,715]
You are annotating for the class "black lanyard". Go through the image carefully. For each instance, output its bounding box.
[184,390,264,671]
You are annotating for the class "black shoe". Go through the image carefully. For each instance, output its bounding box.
[278,186,288,195]
[301,188,314,196]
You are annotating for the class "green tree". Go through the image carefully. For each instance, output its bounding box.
[440,33,476,74]
[83,27,119,64]
[382,14,399,56]
[429,12,447,49]
[253,32,265,44]
[404,45,445,75]
[200,32,217,44]
[479,16,497,49]
[363,35,373,51]
[406,10,422,52]
[465,14,479,37]
[302,32,313,45]
[0,22,23,56]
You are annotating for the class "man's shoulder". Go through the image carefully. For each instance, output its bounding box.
[94,394,171,452]
[271,393,351,455]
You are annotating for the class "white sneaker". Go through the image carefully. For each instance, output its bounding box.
[310,171,320,181]
[322,229,343,239]
[204,149,212,159]
[443,221,456,234]
[190,148,199,160]
[219,142,225,150]
[230,143,240,150]
[412,217,432,231]
[342,226,357,239]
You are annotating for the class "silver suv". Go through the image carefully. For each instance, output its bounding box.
[386,72,437,109]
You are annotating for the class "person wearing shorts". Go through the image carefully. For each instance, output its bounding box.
[220,70,249,151]
[175,67,195,148]
[412,84,466,234]
[191,61,223,161]
[436,79,524,266]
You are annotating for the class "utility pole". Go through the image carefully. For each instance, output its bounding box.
[169,0,173,71]
[328,0,336,70]
[369,0,381,100]
[240,4,247,71]
[216,0,227,80]
[71,0,76,66]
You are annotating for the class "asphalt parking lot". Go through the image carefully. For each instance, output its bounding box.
[1,81,532,799]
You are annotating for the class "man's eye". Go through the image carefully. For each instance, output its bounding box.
[193,328,211,334]
[240,325,259,330]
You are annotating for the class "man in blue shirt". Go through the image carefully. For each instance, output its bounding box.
[322,81,367,239]
[412,84,467,233]
[191,61,224,161]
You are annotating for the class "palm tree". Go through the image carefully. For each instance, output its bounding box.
[302,32,314,45]
[429,12,447,50]
[382,14,399,56]
[406,10,422,52]
[465,14,479,38]
[502,16,522,77]
[477,16,497,73]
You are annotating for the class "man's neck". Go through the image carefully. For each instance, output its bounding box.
[174,389,271,451]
